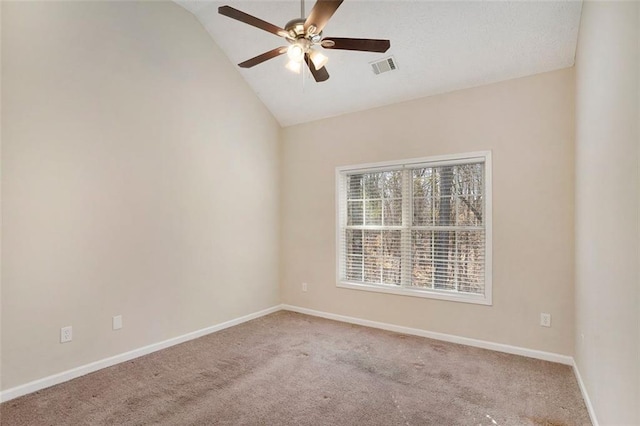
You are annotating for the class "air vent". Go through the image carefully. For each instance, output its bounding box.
[371,56,397,75]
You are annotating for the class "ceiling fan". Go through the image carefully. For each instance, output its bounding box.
[218,0,391,82]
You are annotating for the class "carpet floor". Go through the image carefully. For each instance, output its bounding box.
[1,311,590,425]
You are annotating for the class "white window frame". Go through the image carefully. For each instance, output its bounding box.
[335,151,492,305]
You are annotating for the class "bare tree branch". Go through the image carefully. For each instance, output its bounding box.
[460,197,482,222]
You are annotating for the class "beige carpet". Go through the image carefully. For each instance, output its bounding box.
[1,311,590,425]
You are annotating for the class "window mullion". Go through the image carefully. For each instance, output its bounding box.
[380,183,385,285]
[361,199,365,281]
[401,168,411,288]
[431,171,436,289]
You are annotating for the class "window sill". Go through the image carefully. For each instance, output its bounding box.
[337,281,492,306]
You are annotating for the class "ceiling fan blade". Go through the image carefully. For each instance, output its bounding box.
[238,47,288,68]
[305,53,330,82]
[218,5,289,38]
[304,0,344,34]
[321,37,390,53]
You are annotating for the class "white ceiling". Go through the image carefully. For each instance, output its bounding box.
[175,1,582,127]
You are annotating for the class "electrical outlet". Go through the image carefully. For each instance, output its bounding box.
[60,326,72,343]
[302,282,308,292]
[113,315,123,330]
[540,313,551,327]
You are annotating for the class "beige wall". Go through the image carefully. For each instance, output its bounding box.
[281,68,575,355]
[7,5,639,422]
[1,1,280,390]
[574,2,640,424]
[0,0,3,393]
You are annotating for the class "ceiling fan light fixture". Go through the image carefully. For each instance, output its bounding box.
[309,49,328,69]
[286,59,302,74]
[287,43,305,62]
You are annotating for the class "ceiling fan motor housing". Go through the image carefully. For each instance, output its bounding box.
[285,18,321,42]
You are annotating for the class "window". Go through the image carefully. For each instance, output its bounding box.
[336,152,492,305]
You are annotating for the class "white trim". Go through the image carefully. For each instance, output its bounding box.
[281,304,573,365]
[335,151,493,173]
[0,305,282,403]
[572,359,600,426]
[335,151,493,306]
[337,281,491,305]
[335,166,345,288]
[483,151,493,305]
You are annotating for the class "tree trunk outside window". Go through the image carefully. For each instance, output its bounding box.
[435,167,453,289]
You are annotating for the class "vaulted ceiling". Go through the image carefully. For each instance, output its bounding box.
[175,1,582,126]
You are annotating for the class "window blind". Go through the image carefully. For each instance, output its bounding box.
[337,153,490,303]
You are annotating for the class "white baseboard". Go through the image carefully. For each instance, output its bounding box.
[572,360,599,426]
[0,304,282,403]
[2,302,588,417]
[281,304,574,365]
